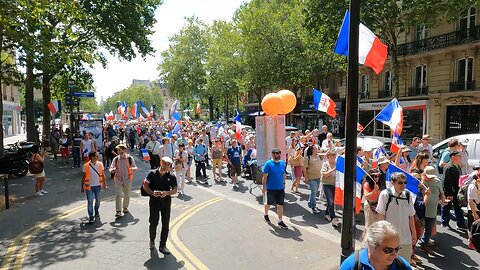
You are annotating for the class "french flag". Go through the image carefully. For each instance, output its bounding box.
[386,164,420,200]
[131,101,138,118]
[141,148,150,161]
[375,98,403,135]
[234,110,242,141]
[82,114,92,120]
[117,101,126,114]
[313,89,337,118]
[372,147,387,168]
[107,110,114,121]
[195,102,201,114]
[139,100,149,115]
[334,10,388,74]
[170,100,178,116]
[334,155,366,214]
[48,100,61,113]
[217,123,226,140]
[357,123,364,132]
[390,133,404,153]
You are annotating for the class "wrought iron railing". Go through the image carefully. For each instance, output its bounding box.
[408,86,429,96]
[449,80,476,92]
[397,25,480,56]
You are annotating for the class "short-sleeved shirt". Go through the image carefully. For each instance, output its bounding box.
[83,161,103,187]
[303,155,322,181]
[146,170,177,200]
[262,159,285,190]
[340,248,412,270]
[440,149,451,167]
[376,188,416,245]
[467,182,480,211]
[227,146,242,165]
[321,161,337,186]
[193,144,207,161]
[422,177,444,218]
[408,145,418,161]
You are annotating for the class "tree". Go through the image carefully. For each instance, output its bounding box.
[102,84,164,117]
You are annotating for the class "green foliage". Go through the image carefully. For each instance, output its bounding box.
[102,84,164,115]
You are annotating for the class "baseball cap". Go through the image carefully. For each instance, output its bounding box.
[271,148,281,154]
[449,150,461,157]
[161,156,173,164]
[423,166,437,178]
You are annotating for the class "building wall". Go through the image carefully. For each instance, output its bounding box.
[1,83,22,136]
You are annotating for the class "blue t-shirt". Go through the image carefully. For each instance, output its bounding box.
[262,159,285,190]
[227,146,242,165]
[193,144,207,161]
[340,248,412,270]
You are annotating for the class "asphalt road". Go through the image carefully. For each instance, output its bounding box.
[0,148,479,270]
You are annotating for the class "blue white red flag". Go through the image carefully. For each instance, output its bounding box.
[334,10,388,74]
[170,100,178,115]
[234,110,242,141]
[48,100,61,113]
[313,89,337,118]
[142,149,150,161]
[131,101,138,118]
[334,155,366,214]
[386,164,420,200]
[375,98,403,135]
[139,100,149,115]
[390,133,404,153]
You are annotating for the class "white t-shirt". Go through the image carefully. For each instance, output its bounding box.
[161,143,174,159]
[376,187,416,245]
[146,141,161,155]
[82,139,92,157]
[82,161,103,187]
[467,182,480,211]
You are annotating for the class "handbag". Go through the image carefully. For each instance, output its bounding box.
[140,185,149,196]
[29,154,44,174]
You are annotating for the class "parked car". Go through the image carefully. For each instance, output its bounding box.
[285,126,299,132]
[432,133,480,172]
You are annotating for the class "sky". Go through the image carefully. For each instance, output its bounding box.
[91,0,246,103]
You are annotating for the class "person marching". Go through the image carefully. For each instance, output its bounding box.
[81,151,108,223]
[110,144,137,218]
[262,148,288,229]
[173,143,188,195]
[146,134,161,169]
[142,157,178,255]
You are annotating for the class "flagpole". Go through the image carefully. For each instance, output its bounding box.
[358,98,395,135]
[341,0,360,263]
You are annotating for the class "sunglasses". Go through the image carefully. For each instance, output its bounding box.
[383,246,401,254]
[373,175,380,178]
[273,151,281,154]
[396,181,407,185]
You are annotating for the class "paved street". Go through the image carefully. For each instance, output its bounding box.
[1,148,479,269]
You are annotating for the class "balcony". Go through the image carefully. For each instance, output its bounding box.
[378,90,392,98]
[449,80,476,92]
[408,86,429,96]
[359,91,369,99]
[397,25,480,56]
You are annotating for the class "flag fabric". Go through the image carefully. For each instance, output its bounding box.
[131,101,138,118]
[234,110,242,141]
[313,89,337,118]
[170,100,178,115]
[386,164,420,200]
[390,133,404,153]
[107,110,114,121]
[141,148,150,161]
[184,115,193,126]
[117,101,127,114]
[172,122,181,135]
[48,100,61,113]
[372,146,387,168]
[217,123,226,140]
[171,111,181,124]
[334,155,366,214]
[375,98,404,135]
[195,102,201,114]
[82,114,92,120]
[104,112,108,120]
[139,100,149,115]
[357,123,364,132]
[334,10,388,74]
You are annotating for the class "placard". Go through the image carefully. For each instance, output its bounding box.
[79,119,103,154]
[255,115,286,166]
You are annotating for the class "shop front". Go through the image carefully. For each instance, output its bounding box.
[292,99,344,136]
[2,100,22,137]
[358,99,428,141]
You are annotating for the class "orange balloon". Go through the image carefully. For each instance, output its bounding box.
[261,93,284,116]
[277,89,297,114]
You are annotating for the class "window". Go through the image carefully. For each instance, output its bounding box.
[383,71,392,92]
[456,57,474,83]
[361,75,369,94]
[459,7,476,30]
[415,65,428,88]
[416,25,428,40]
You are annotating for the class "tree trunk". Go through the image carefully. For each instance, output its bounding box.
[0,28,4,156]
[42,73,52,137]
[25,53,36,143]
[208,96,214,121]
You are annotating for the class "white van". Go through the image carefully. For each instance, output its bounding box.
[432,134,480,172]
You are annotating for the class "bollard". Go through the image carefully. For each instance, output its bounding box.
[1,174,9,209]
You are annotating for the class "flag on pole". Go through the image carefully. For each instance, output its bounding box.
[217,123,226,140]
[139,100,149,115]
[82,114,92,120]
[117,101,127,114]
[313,88,337,118]
[234,110,242,141]
[375,98,404,135]
[390,133,404,153]
[107,110,114,120]
[334,10,388,74]
[195,102,201,114]
[184,115,193,126]
[334,155,366,214]
[357,123,364,132]
[386,164,420,200]
[131,101,138,118]
[170,100,178,115]
[141,148,150,161]
[48,100,61,113]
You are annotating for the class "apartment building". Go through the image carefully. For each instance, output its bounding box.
[327,6,480,143]
[2,83,22,137]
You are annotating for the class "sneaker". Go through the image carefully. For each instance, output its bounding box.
[264,215,271,223]
[36,191,44,197]
[278,221,288,229]
[149,241,155,250]
[456,224,467,230]
[324,215,332,222]
[419,245,434,255]
[234,183,239,188]
[428,239,435,247]
[331,218,340,227]
[94,212,100,218]
[123,209,129,214]
[40,190,48,194]
[159,246,171,255]
[312,208,321,214]
[115,211,122,218]
[203,180,209,185]
[411,254,423,265]
[88,217,94,224]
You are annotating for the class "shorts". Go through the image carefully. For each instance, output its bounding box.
[60,148,70,156]
[231,164,242,177]
[293,166,303,178]
[267,189,285,206]
[213,159,222,168]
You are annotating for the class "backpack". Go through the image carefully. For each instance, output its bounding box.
[385,188,411,212]
[459,181,479,207]
[354,249,408,270]
[115,155,133,167]
[29,154,44,174]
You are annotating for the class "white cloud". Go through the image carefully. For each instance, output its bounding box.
[92,0,246,103]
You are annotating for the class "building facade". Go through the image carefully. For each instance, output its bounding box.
[2,83,22,137]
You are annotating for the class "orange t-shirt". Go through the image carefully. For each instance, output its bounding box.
[363,181,381,202]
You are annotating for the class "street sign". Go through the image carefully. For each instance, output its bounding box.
[72,92,95,98]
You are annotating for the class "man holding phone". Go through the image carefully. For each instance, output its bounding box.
[142,156,178,255]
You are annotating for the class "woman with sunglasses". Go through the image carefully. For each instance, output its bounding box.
[340,220,412,269]
[363,169,383,228]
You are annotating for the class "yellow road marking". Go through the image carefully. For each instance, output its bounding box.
[170,197,224,270]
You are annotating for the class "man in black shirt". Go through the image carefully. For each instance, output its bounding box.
[142,156,178,255]
[317,125,328,147]
[441,150,467,229]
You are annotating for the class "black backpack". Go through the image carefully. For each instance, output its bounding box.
[385,188,411,212]
[354,250,408,270]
